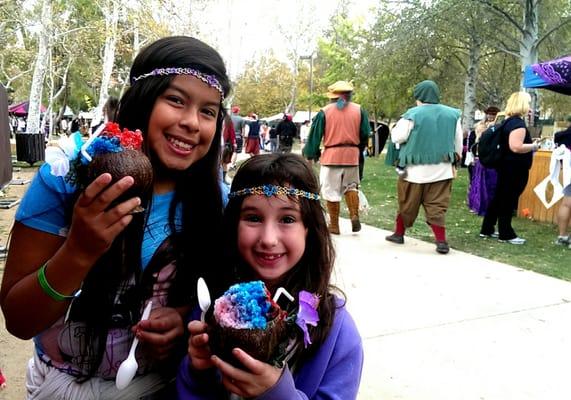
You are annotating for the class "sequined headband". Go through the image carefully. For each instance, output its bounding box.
[228,184,320,201]
[131,67,225,99]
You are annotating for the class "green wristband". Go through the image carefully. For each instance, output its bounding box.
[37,263,80,301]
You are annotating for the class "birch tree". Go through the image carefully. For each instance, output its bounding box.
[91,0,120,128]
[0,1,34,95]
[26,0,52,135]
[476,0,571,121]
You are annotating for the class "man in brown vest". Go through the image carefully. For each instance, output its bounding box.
[303,81,371,234]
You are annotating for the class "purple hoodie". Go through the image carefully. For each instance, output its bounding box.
[176,303,363,399]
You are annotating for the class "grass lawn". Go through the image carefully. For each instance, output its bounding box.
[346,155,570,281]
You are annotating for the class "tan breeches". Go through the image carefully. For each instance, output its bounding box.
[397,179,452,228]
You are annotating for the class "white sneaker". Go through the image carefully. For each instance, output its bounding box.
[555,236,570,246]
[479,232,499,239]
[499,237,526,245]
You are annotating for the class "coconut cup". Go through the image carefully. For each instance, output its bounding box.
[84,149,153,212]
[207,312,289,367]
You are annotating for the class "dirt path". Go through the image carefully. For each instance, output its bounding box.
[1,167,37,400]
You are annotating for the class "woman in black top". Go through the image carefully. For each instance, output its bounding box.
[480,92,542,244]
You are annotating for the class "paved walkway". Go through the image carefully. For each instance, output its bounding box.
[332,218,571,400]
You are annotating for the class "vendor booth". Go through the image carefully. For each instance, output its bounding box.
[519,56,571,223]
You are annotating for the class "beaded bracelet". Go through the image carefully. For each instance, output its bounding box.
[37,263,81,301]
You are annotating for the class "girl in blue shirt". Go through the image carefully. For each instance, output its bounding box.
[1,36,231,399]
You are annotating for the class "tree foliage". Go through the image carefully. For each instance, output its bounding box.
[1,0,570,125]
[232,52,295,116]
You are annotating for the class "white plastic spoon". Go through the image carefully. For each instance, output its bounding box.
[115,300,153,390]
[197,277,211,323]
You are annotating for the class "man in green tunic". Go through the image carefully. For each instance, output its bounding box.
[385,80,463,254]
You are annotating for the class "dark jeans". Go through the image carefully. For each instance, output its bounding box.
[480,163,529,240]
[236,135,243,153]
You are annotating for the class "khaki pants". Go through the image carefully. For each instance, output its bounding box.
[397,179,452,228]
[320,165,360,202]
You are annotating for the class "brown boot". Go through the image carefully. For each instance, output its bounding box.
[326,201,340,234]
[345,191,361,232]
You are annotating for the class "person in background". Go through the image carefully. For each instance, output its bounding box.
[467,106,500,216]
[17,117,26,133]
[468,107,500,178]
[177,153,363,399]
[276,114,296,153]
[0,367,6,390]
[268,124,279,153]
[554,115,571,247]
[9,115,18,137]
[384,80,462,254]
[91,96,119,134]
[299,120,311,153]
[1,35,231,399]
[244,113,261,157]
[303,81,370,235]
[69,118,81,136]
[480,92,543,245]
[259,121,270,151]
[230,106,246,169]
[221,114,236,184]
[59,117,69,136]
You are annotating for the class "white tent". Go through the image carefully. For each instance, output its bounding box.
[78,110,95,120]
[260,112,284,123]
[60,105,75,118]
[292,111,312,124]
[261,111,313,124]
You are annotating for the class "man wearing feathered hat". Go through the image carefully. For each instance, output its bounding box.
[303,80,371,234]
[385,80,463,254]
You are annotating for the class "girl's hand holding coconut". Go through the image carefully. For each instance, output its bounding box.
[212,347,282,398]
[187,314,283,398]
[65,173,139,266]
[46,123,152,265]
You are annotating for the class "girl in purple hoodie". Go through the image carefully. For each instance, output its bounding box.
[177,153,363,399]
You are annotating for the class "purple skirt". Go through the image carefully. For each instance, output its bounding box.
[467,160,498,216]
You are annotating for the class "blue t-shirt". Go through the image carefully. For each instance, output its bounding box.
[16,163,181,269]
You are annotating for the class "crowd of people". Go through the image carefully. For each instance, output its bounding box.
[382,82,571,252]
[220,107,303,184]
[462,96,571,248]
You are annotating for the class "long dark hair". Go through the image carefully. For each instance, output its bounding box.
[221,153,340,362]
[73,36,231,378]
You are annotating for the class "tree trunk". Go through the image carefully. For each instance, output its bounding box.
[520,0,539,126]
[92,0,120,128]
[26,0,51,135]
[462,37,481,133]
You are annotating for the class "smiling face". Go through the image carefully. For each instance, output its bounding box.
[147,75,221,174]
[237,194,308,289]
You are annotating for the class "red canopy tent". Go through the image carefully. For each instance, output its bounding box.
[8,101,46,117]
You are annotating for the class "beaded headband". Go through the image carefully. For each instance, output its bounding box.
[131,67,225,100]
[228,184,320,201]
